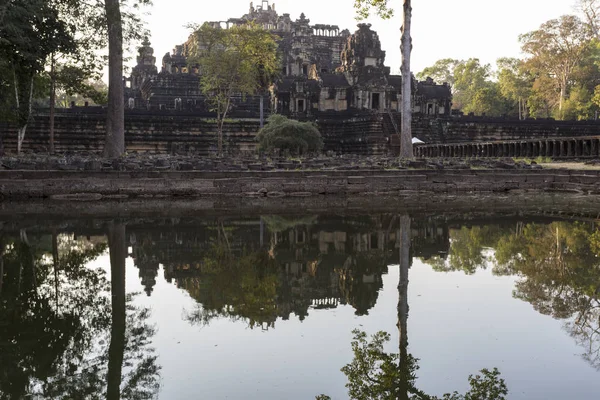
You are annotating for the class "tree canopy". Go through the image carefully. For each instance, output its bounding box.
[317,329,508,400]
[418,3,600,120]
[256,115,324,155]
[0,230,160,399]
[186,22,279,156]
[0,0,150,155]
[424,219,600,370]
[520,15,593,119]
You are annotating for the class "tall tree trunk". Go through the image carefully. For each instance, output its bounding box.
[0,122,4,156]
[217,120,223,157]
[260,94,264,129]
[559,76,567,117]
[0,237,4,296]
[17,126,27,155]
[217,98,223,157]
[14,69,34,156]
[52,230,59,311]
[397,214,411,400]
[107,222,127,400]
[49,55,56,155]
[400,0,413,159]
[103,0,125,158]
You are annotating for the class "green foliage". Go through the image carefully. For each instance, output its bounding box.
[430,226,508,275]
[325,329,507,400]
[186,22,279,155]
[353,0,394,20]
[184,243,281,329]
[453,59,508,116]
[55,77,109,107]
[416,58,459,86]
[0,0,149,153]
[520,15,593,119]
[442,369,508,400]
[427,219,600,369]
[419,10,600,120]
[417,59,510,117]
[497,57,533,119]
[256,115,324,155]
[341,329,416,400]
[0,232,159,399]
[526,74,558,118]
[563,85,596,120]
[0,0,77,127]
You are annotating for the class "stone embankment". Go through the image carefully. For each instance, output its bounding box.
[0,153,544,172]
[0,154,599,200]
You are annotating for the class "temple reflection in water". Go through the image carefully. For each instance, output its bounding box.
[128,215,449,326]
[4,209,600,399]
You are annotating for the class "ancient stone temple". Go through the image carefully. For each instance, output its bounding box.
[124,1,451,118]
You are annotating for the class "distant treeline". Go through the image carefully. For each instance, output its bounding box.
[417,0,600,121]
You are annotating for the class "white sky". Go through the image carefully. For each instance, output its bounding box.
[136,0,576,75]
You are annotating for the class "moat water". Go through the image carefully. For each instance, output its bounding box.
[2,209,600,399]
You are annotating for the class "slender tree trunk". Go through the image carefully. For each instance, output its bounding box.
[13,67,27,156]
[13,66,19,109]
[107,222,127,400]
[217,119,223,157]
[0,238,4,296]
[52,230,59,311]
[260,94,264,129]
[49,55,56,155]
[217,98,232,157]
[216,98,223,156]
[397,214,411,400]
[0,122,4,156]
[400,0,413,159]
[559,76,567,117]
[16,76,34,155]
[260,217,264,248]
[103,0,125,158]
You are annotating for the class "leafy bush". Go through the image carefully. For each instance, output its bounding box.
[256,115,323,155]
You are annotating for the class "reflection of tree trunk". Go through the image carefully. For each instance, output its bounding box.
[19,229,35,288]
[49,54,56,154]
[52,230,59,311]
[107,223,127,400]
[219,221,231,252]
[260,217,264,248]
[0,237,4,296]
[397,215,410,400]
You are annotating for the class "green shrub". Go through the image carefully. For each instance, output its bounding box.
[256,115,323,155]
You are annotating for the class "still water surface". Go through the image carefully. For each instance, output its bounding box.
[2,212,600,399]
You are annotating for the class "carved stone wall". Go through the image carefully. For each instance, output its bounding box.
[3,110,598,156]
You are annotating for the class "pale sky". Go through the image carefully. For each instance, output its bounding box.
[135,0,576,76]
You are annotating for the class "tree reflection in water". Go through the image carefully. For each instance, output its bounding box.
[177,215,393,329]
[318,215,508,400]
[183,243,281,329]
[428,220,600,370]
[0,224,160,399]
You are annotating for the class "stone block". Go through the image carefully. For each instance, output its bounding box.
[570,175,598,185]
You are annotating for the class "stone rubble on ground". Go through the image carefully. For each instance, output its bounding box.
[0,153,545,172]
